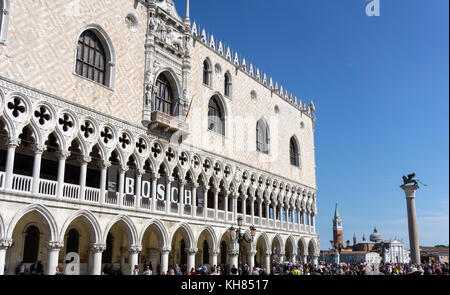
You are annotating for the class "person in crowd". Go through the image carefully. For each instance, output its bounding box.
[143,265,152,275]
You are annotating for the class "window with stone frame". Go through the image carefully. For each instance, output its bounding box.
[290,137,299,167]
[208,96,225,135]
[256,119,270,154]
[203,60,211,86]
[76,30,107,86]
[155,74,178,116]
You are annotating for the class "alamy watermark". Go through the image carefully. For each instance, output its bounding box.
[366,0,380,17]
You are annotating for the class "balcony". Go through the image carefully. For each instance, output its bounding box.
[0,170,314,236]
[146,111,189,137]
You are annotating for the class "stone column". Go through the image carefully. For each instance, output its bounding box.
[32,144,46,195]
[191,183,198,218]
[232,192,238,222]
[165,176,174,214]
[118,165,128,207]
[303,255,308,264]
[151,173,159,212]
[264,251,271,273]
[265,201,270,224]
[258,199,263,226]
[203,185,209,219]
[99,161,111,205]
[56,151,70,198]
[187,248,197,273]
[128,245,142,275]
[229,249,239,270]
[160,247,170,274]
[179,180,186,216]
[224,191,229,222]
[250,195,255,225]
[89,243,106,275]
[4,139,20,190]
[401,185,421,265]
[211,249,219,267]
[0,239,12,275]
[242,195,247,224]
[46,241,63,275]
[213,186,219,221]
[79,156,91,201]
[248,250,257,271]
[135,169,144,210]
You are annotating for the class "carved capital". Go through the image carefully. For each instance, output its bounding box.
[228,249,239,256]
[57,150,71,160]
[89,243,107,253]
[167,176,175,183]
[46,241,64,250]
[120,165,129,174]
[102,160,112,169]
[128,245,142,254]
[151,173,160,181]
[32,144,47,154]
[7,138,21,149]
[80,156,92,164]
[179,180,187,187]
[186,248,198,255]
[1,8,9,15]
[0,239,13,250]
[137,169,146,177]
[211,249,220,256]
[160,246,171,253]
[264,251,272,256]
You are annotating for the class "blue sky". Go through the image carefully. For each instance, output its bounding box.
[179,0,449,249]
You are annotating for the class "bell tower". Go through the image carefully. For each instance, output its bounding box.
[332,204,344,249]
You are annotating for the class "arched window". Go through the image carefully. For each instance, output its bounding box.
[290,137,299,167]
[202,241,210,264]
[76,30,108,86]
[0,0,10,44]
[208,96,225,136]
[224,72,231,97]
[155,74,177,116]
[23,226,40,263]
[203,60,211,86]
[256,119,270,154]
[66,228,80,254]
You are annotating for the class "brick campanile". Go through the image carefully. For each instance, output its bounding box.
[333,204,344,249]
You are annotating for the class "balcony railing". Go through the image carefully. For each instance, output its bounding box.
[0,171,315,235]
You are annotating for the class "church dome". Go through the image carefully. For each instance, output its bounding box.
[370,227,383,243]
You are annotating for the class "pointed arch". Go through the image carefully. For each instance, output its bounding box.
[290,135,300,167]
[59,210,102,245]
[208,93,227,136]
[138,218,170,249]
[272,233,285,253]
[196,225,218,251]
[170,222,195,249]
[6,204,59,242]
[256,231,270,252]
[256,118,270,154]
[203,58,212,87]
[224,71,232,98]
[103,215,138,247]
[285,235,296,256]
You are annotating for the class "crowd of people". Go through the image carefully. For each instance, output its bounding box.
[130,261,449,276]
[11,260,449,276]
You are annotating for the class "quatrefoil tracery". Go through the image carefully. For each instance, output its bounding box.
[81,121,94,139]
[101,126,113,144]
[8,97,26,118]
[58,114,74,132]
[34,106,51,126]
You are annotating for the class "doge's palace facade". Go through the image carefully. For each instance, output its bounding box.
[0,0,319,275]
